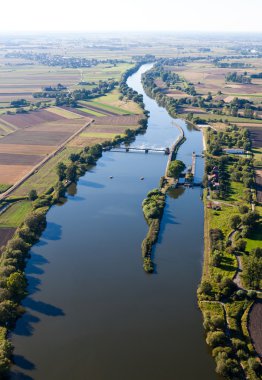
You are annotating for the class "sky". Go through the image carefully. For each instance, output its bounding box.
[1,0,262,33]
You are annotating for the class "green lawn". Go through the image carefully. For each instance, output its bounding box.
[228,181,246,203]
[208,205,239,238]
[0,201,32,227]
[245,221,262,251]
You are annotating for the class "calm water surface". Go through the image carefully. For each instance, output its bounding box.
[11,64,220,379]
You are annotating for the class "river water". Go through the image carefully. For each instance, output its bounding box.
[11,64,219,379]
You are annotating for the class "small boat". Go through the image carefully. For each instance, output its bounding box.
[109,176,113,179]
[140,177,144,180]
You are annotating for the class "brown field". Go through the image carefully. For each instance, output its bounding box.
[182,107,206,114]
[0,164,34,184]
[0,108,91,186]
[46,107,83,119]
[0,153,42,166]
[0,227,16,251]
[0,109,65,128]
[255,169,262,203]
[0,130,73,146]
[249,300,262,358]
[0,144,53,155]
[87,124,137,133]
[249,127,262,148]
[168,62,262,98]
[69,135,109,148]
[155,78,166,88]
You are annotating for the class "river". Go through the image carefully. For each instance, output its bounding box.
[11,64,220,379]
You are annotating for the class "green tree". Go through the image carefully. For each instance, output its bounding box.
[230,215,241,230]
[56,162,67,181]
[235,239,246,252]
[66,164,77,182]
[6,272,27,300]
[28,189,38,201]
[206,331,226,348]
[168,160,185,178]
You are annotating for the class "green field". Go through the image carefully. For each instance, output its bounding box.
[90,100,133,115]
[0,201,32,227]
[77,107,106,117]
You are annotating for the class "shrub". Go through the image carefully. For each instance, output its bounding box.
[230,215,241,229]
[0,300,20,327]
[143,257,154,273]
[206,331,227,348]
[238,205,249,214]
[235,239,246,252]
[198,280,213,296]
[219,278,237,298]
[28,189,38,201]
[167,160,185,178]
[231,338,246,350]
[212,346,233,358]
[6,272,27,300]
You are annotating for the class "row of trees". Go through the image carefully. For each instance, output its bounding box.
[225,72,252,84]
[0,208,47,374]
[34,79,117,108]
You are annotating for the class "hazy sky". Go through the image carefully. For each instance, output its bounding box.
[1,0,262,33]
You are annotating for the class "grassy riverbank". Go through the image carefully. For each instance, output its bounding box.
[199,126,262,380]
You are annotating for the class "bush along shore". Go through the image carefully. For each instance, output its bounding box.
[141,188,166,273]
[0,62,151,376]
[198,126,262,380]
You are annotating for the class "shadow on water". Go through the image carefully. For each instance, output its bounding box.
[9,370,34,380]
[43,222,62,241]
[67,195,86,202]
[26,254,49,276]
[12,355,36,371]
[14,313,40,337]
[78,179,105,189]
[23,298,65,317]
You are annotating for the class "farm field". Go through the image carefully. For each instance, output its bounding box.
[0,201,32,227]
[168,60,262,101]
[0,107,91,187]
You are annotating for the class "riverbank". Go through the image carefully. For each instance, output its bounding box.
[199,126,262,379]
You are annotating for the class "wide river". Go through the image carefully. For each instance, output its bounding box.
[11,64,220,379]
